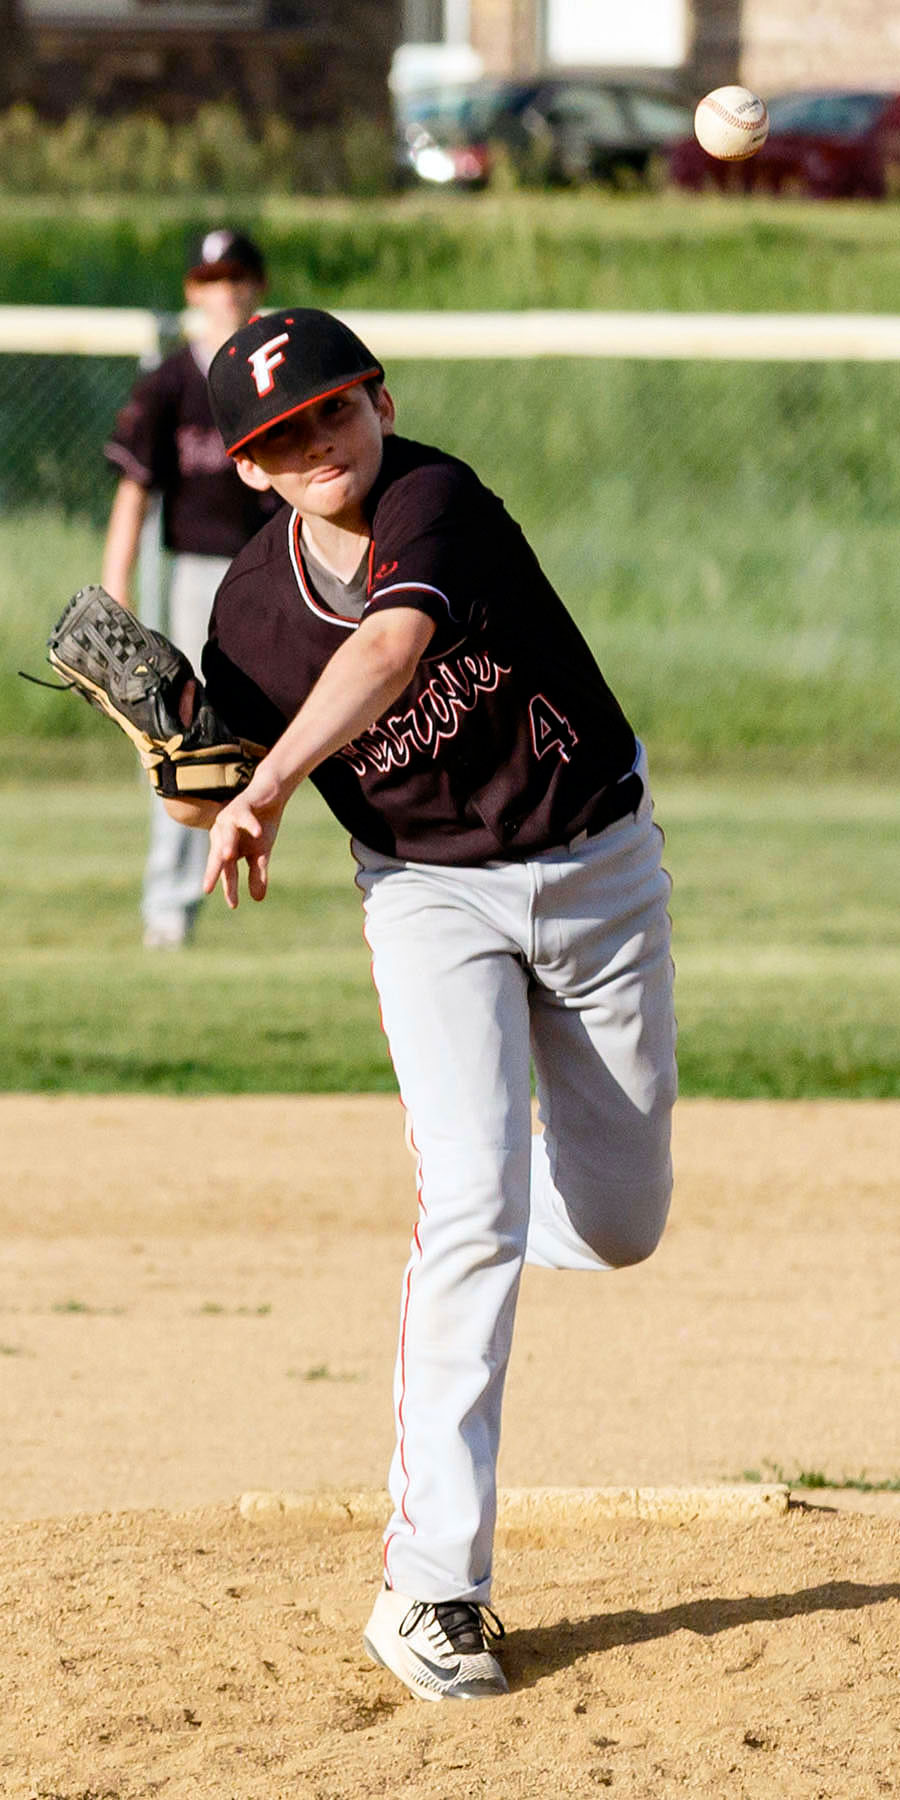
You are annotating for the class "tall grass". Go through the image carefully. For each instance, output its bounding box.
[0,104,393,200]
[385,356,898,771]
[4,192,900,310]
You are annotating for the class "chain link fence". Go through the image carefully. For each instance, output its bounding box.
[0,351,149,523]
[2,308,898,765]
[5,306,900,514]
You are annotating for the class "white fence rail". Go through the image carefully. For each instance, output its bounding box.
[4,306,900,361]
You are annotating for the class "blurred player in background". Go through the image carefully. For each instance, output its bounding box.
[101,228,281,949]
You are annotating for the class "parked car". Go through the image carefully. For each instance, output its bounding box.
[396,74,694,189]
[667,89,900,199]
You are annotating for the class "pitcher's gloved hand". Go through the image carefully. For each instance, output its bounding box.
[47,584,265,799]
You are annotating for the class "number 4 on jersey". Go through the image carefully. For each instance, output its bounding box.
[528,693,578,764]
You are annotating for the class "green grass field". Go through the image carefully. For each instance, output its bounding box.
[2,773,897,1097]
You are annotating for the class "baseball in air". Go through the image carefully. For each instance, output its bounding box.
[693,85,770,161]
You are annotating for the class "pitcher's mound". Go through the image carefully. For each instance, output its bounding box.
[5,1494,898,1798]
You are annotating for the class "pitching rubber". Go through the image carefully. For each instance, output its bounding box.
[238,1483,792,1529]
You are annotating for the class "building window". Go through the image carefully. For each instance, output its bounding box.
[544,0,687,69]
[402,0,444,43]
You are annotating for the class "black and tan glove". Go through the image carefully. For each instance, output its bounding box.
[46,584,265,800]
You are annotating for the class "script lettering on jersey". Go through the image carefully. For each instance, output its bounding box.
[337,653,512,777]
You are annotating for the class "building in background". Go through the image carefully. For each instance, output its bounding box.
[726,0,900,94]
[2,0,400,129]
[397,0,900,98]
[3,0,896,129]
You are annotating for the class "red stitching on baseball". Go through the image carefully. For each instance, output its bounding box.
[703,96,767,132]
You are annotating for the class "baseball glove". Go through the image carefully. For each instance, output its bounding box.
[46,584,265,800]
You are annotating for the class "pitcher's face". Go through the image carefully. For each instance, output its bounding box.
[237,385,394,530]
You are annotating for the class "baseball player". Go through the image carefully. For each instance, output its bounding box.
[166,309,677,1700]
[101,228,281,949]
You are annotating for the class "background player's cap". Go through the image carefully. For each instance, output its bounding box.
[185,228,266,285]
[208,307,385,457]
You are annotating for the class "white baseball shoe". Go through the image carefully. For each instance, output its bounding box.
[363,1587,508,1701]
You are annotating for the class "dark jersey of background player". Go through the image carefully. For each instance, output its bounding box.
[202,432,640,866]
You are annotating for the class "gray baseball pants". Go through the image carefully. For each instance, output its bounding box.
[353,745,677,1604]
[142,554,230,936]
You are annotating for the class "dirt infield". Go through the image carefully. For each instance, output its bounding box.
[6,1501,899,1799]
[1,1097,898,1797]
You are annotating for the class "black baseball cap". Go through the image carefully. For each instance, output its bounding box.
[208,307,385,457]
[185,228,266,284]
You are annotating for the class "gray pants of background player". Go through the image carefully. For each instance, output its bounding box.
[353,744,677,1605]
[141,553,230,942]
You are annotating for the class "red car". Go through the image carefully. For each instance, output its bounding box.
[668,89,900,199]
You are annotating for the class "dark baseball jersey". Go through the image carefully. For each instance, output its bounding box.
[202,434,639,865]
[104,345,280,556]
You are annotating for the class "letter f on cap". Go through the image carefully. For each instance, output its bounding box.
[248,332,290,397]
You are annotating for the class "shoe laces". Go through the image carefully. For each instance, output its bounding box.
[399,1598,505,1654]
